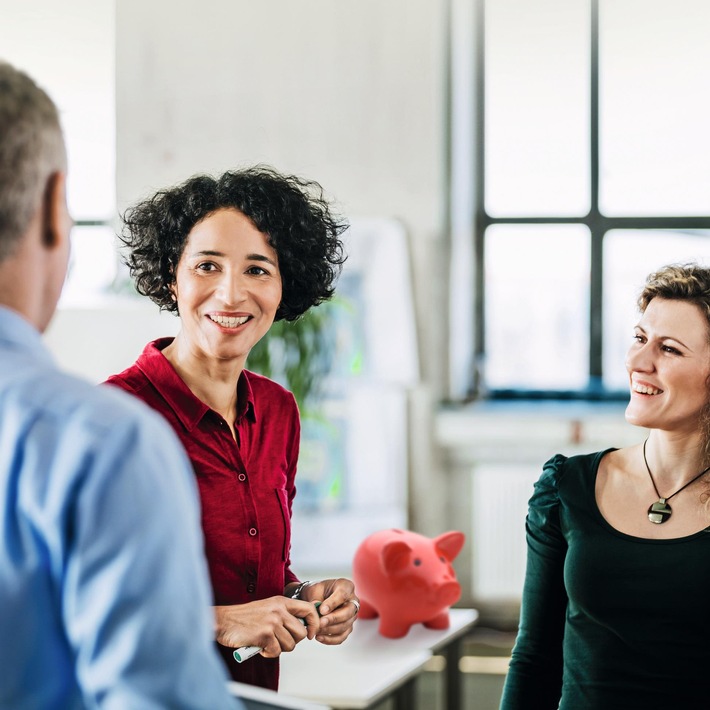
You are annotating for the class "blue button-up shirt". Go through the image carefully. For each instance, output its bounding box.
[0,306,240,709]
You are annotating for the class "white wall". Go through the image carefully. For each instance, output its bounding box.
[44,299,180,383]
[115,0,447,381]
[11,0,448,381]
[116,1,446,228]
[115,0,452,537]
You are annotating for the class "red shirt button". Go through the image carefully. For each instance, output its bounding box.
[249,527,257,536]
[238,473,246,482]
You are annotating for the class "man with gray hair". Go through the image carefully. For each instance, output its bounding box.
[0,60,241,708]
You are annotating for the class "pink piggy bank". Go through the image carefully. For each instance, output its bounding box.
[352,528,465,638]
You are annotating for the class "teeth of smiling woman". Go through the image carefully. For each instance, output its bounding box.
[208,315,249,328]
[632,383,663,395]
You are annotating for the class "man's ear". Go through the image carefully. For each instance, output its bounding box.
[42,171,70,249]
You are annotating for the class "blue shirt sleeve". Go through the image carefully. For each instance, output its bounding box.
[34,388,240,709]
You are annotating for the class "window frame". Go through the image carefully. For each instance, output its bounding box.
[470,0,710,400]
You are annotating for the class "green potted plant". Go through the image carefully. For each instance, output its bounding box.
[247,299,354,511]
[246,302,337,411]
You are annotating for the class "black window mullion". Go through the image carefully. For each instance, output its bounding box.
[74,220,112,227]
[472,0,487,397]
[589,0,603,385]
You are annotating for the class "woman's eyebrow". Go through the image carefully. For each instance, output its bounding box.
[190,249,224,257]
[636,324,691,350]
[188,250,277,267]
[661,335,690,350]
[246,253,278,266]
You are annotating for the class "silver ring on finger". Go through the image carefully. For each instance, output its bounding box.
[349,599,361,614]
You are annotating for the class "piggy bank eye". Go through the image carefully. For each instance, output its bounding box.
[439,556,446,563]
[413,558,422,566]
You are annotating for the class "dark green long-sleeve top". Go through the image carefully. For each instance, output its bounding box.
[500,449,710,710]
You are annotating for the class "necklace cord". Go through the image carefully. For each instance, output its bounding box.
[642,438,710,502]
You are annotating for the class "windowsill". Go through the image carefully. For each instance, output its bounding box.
[435,398,641,462]
[440,396,628,416]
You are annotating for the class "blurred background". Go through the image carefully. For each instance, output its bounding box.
[4,0,710,705]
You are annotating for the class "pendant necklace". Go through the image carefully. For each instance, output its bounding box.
[643,438,710,524]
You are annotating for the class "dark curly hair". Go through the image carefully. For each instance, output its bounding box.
[119,165,348,321]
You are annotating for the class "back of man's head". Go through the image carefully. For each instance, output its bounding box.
[0,61,66,262]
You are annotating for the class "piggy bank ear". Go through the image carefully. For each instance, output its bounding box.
[381,540,412,574]
[434,531,465,561]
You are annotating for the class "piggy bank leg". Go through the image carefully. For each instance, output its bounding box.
[358,599,379,619]
[423,611,451,630]
[378,618,412,639]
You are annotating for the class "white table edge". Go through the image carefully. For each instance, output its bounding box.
[227,680,331,709]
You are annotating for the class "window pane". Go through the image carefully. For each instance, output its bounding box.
[485,225,590,389]
[600,0,710,216]
[60,226,118,307]
[602,230,710,389]
[0,0,115,219]
[485,0,590,217]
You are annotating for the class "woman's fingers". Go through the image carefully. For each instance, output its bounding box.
[215,596,321,652]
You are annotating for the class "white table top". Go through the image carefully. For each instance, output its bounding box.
[279,608,479,709]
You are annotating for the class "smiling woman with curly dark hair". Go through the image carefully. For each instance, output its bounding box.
[104,165,359,692]
[120,166,346,320]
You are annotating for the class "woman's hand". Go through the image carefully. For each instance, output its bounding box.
[300,578,359,645]
[213,596,321,658]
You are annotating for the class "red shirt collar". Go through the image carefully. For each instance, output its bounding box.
[135,338,257,431]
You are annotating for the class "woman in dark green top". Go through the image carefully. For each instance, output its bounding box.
[501,264,710,710]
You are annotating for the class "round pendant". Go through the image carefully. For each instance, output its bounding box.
[648,499,672,524]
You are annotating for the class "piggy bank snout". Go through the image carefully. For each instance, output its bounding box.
[436,580,461,607]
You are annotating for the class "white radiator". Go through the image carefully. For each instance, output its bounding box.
[471,464,541,602]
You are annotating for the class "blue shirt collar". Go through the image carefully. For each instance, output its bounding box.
[0,305,55,367]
